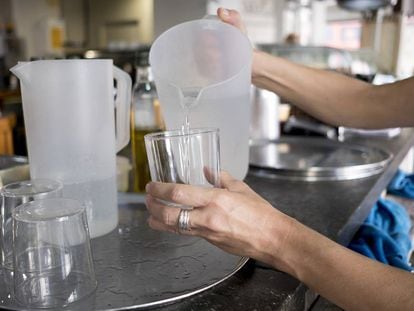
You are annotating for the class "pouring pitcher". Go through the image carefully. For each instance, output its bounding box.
[10,60,132,238]
[149,19,252,180]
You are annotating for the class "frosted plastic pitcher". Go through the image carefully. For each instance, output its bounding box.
[10,60,132,238]
[149,19,252,180]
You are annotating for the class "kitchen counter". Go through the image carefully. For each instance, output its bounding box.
[1,129,412,311]
[158,128,414,310]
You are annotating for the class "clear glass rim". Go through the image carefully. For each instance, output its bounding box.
[144,127,219,141]
[0,179,63,198]
[29,59,112,64]
[12,198,85,223]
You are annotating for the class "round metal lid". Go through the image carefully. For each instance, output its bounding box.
[249,137,392,181]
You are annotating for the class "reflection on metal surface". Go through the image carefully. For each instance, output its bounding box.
[0,156,29,187]
[250,86,280,141]
[0,194,247,310]
[338,127,401,141]
[249,137,392,181]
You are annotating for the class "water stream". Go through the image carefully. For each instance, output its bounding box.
[180,87,201,184]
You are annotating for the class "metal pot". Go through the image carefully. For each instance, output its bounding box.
[337,0,392,11]
[250,86,280,141]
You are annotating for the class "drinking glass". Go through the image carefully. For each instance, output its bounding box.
[12,198,97,308]
[144,128,220,190]
[1,179,63,274]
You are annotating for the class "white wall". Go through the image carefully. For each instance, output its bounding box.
[88,0,153,48]
[61,0,85,47]
[206,0,328,45]
[0,0,12,24]
[311,1,327,46]
[154,0,207,39]
[11,0,61,59]
[396,16,414,78]
[361,17,400,74]
[326,3,361,22]
[207,0,278,44]
[12,0,154,55]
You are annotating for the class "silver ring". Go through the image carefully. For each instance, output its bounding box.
[178,209,191,233]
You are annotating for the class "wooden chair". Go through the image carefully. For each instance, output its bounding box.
[0,113,16,155]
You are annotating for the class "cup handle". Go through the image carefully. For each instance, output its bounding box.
[113,66,132,152]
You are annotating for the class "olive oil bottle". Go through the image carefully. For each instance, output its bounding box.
[131,51,163,192]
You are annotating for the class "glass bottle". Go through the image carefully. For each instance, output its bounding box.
[130,52,163,192]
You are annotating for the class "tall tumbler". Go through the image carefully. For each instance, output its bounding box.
[145,127,221,198]
[1,179,62,273]
[12,198,96,308]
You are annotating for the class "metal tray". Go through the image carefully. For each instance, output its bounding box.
[0,193,248,310]
[0,156,29,186]
[249,137,392,181]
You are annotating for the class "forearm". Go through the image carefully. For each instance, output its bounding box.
[252,50,414,129]
[265,214,414,310]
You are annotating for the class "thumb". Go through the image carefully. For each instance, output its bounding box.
[220,171,265,200]
[217,8,247,34]
[220,171,251,193]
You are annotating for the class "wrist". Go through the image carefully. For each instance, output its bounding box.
[257,208,298,275]
[251,50,285,90]
[251,49,265,82]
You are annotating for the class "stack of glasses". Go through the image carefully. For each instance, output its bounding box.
[0,179,97,308]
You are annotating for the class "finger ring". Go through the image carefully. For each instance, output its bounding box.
[178,209,191,233]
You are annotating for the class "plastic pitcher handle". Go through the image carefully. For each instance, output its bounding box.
[113,66,132,152]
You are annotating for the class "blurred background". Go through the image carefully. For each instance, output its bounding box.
[0,0,413,78]
[0,0,413,190]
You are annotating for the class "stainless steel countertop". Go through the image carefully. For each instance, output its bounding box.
[0,195,247,311]
[159,128,414,310]
[1,129,413,310]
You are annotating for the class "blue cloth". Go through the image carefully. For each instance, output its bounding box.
[349,198,413,271]
[388,170,414,199]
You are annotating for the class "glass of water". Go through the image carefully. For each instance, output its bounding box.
[144,128,220,191]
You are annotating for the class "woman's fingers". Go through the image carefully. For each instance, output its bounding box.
[220,171,246,191]
[147,216,179,234]
[220,171,262,199]
[146,182,216,207]
[145,179,280,264]
[146,195,200,236]
[217,8,247,34]
[203,166,221,187]
[145,194,180,227]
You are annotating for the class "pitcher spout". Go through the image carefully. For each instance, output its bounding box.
[9,62,30,81]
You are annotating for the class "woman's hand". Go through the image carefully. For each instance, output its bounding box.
[216,7,264,82]
[217,8,247,34]
[145,171,293,266]
[146,172,414,311]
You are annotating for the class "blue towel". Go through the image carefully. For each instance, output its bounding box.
[349,198,413,271]
[388,170,414,199]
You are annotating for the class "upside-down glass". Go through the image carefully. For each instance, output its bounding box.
[1,179,63,275]
[12,198,97,308]
[145,128,220,196]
